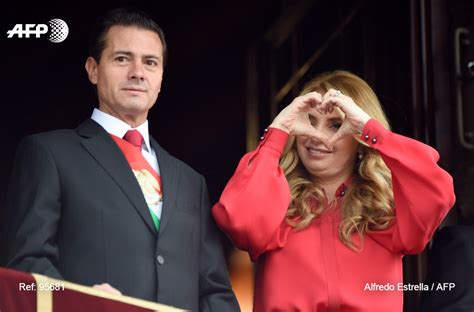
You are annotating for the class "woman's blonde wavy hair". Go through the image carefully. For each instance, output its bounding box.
[280,70,394,250]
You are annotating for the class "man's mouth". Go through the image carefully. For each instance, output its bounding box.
[122,87,146,92]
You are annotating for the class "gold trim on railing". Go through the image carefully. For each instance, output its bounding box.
[32,274,52,312]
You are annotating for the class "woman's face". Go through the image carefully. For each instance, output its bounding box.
[296,108,359,181]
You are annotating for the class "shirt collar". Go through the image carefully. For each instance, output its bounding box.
[91,108,152,152]
[336,175,353,198]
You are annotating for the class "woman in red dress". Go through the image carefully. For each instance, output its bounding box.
[212,70,456,311]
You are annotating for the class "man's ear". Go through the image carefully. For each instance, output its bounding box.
[85,57,98,84]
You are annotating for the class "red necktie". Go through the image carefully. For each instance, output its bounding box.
[123,130,144,150]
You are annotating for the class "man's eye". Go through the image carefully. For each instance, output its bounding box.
[115,56,128,63]
[145,60,158,66]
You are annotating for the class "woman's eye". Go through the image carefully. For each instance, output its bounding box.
[330,123,342,129]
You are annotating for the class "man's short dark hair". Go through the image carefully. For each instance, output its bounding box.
[89,7,167,66]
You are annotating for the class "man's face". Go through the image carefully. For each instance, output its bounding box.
[85,25,164,126]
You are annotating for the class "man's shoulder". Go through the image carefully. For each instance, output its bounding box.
[21,128,80,147]
[20,119,101,148]
[29,128,77,138]
[12,128,84,165]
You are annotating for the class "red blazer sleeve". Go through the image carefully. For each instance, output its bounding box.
[212,128,291,261]
[363,119,456,254]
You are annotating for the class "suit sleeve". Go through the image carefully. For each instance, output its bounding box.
[4,135,63,279]
[212,128,291,261]
[363,119,456,254]
[421,225,474,311]
[198,175,240,311]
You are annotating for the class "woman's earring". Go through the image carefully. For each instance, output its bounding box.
[358,152,363,160]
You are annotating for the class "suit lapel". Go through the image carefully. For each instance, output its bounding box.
[77,119,157,236]
[150,136,179,236]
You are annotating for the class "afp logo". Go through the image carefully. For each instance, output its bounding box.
[6,19,69,43]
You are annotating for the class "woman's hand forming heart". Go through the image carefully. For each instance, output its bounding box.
[270,91,329,146]
[317,88,371,149]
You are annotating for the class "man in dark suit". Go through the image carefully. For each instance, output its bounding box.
[421,225,474,311]
[3,8,239,311]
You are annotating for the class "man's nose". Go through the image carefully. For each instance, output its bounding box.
[128,60,145,81]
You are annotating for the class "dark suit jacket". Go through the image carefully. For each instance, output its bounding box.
[3,119,239,311]
[421,225,474,312]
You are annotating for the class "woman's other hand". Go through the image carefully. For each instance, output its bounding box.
[270,92,328,143]
[318,88,371,149]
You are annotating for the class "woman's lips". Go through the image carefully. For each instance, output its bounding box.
[307,147,332,156]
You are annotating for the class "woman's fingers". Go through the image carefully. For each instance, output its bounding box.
[270,88,370,147]
[293,115,332,149]
[319,89,371,134]
[326,124,351,149]
[270,92,323,134]
[295,91,323,111]
[319,88,345,113]
[308,129,331,149]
